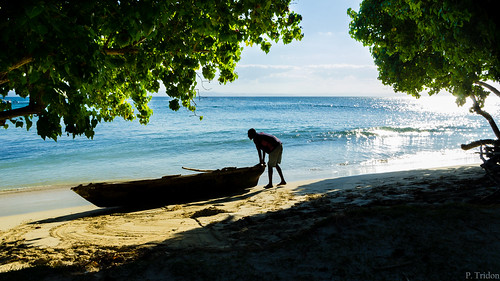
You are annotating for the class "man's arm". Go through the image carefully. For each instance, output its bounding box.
[257,147,265,164]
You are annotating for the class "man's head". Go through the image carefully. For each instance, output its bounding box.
[248,128,257,139]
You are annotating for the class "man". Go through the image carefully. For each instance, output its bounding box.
[248,128,286,188]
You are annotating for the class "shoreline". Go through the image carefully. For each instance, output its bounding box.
[0,161,481,217]
[1,163,499,280]
[0,148,482,195]
[0,163,485,232]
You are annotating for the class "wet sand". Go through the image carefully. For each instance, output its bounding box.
[0,187,91,217]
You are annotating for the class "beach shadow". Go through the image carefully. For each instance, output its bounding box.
[5,166,500,281]
[7,202,500,281]
[27,187,265,226]
[291,165,487,196]
[186,187,266,206]
[28,207,122,225]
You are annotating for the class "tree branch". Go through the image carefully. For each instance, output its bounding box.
[6,56,34,72]
[0,103,43,125]
[461,139,498,150]
[475,81,500,99]
[1,38,148,85]
[102,36,147,55]
[470,95,500,139]
[102,47,139,55]
[0,56,34,85]
[0,83,45,125]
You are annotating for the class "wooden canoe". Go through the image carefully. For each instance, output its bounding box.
[71,164,265,207]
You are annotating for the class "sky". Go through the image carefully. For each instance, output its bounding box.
[202,0,396,97]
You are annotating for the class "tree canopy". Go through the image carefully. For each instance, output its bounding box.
[0,0,303,140]
[348,0,500,138]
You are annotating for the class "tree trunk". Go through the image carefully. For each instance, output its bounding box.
[471,95,500,140]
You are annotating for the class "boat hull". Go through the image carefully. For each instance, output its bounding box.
[71,165,265,207]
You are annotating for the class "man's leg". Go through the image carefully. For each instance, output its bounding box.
[276,164,286,186]
[264,167,273,188]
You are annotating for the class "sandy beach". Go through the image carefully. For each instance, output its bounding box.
[1,165,500,280]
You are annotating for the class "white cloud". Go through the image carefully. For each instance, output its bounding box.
[306,64,376,70]
[317,31,334,36]
[237,64,300,70]
[201,63,394,96]
[237,64,376,70]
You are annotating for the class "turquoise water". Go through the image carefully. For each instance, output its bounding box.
[0,95,495,191]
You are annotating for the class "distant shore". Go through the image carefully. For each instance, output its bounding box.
[2,164,500,280]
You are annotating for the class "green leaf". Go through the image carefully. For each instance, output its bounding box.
[169,99,180,111]
[26,5,44,19]
[25,116,33,131]
[2,0,303,140]
[260,41,272,53]
[349,0,498,106]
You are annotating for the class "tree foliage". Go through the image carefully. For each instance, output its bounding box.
[348,0,500,137]
[0,0,303,140]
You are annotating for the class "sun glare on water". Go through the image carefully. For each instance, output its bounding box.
[408,96,469,114]
[406,94,500,115]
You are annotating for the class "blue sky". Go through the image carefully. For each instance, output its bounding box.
[203,0,396,97]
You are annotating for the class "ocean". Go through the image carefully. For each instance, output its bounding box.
[0,95,495,192]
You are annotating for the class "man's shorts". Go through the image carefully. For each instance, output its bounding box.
[268,144,283,167]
